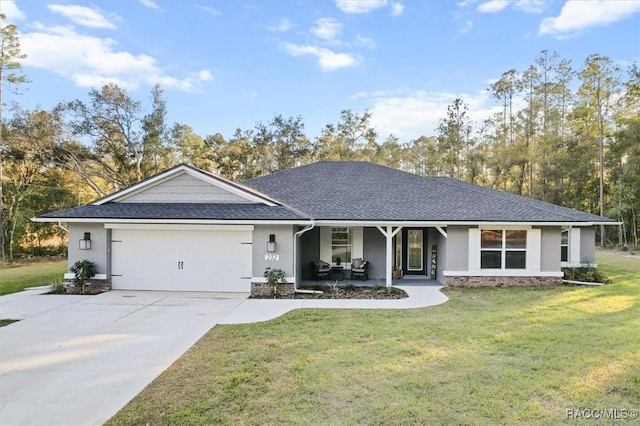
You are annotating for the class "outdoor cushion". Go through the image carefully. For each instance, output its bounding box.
[352,258,363,269]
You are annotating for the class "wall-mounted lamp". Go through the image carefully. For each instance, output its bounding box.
[79,232,91,250]
[267,234,277,252]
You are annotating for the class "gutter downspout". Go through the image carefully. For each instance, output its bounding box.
[293,224,323,294]
[58,221,68,233]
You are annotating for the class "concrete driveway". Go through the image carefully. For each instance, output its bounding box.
[0,289,249,426]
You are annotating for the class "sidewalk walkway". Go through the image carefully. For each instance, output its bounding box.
[221,284,448,324]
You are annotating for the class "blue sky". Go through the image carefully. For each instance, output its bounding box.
[2,0,639,142]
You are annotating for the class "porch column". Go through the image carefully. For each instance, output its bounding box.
[376,225,402,287]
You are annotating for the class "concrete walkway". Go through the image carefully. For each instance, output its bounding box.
[0,285,447,426]
[221,284,449,324]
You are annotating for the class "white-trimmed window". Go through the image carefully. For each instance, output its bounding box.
[331,227,352,265]
[561,230,569,262]
[480,230,527,269]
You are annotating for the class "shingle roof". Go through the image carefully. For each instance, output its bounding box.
[244,161,613,223]
[37,203,307,221]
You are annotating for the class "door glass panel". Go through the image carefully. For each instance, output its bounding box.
[407,230,423,271]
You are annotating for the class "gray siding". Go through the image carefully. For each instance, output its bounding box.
[540,226,561,272]
[446,225,469,271]
[363,227,386,281]
[300,227,320,279]
[121,173,253,203]
[252,225,295,277]
[68,223,108,275]
[580,227,596,263]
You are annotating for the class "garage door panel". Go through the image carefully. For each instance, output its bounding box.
[111,228,252,292]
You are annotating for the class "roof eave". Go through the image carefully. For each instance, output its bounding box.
[32,217,313,226]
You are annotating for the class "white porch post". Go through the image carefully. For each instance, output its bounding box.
[376,225,403,287]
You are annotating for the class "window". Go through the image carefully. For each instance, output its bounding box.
[481,230,527,269]
[561,230,569,262]
[331,227,351,265]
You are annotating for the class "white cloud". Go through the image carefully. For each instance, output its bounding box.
[21,24,212,91]
[336,0,388,14]
[201,6,221,16]
[355,33,377,49]
[539,0,640,37]
[47,4,116,29]
[477,0,545,14]
[513,0,545,14]
[390,2,404,17]
[356,89,501,140]
[311,18,343,44]
[459,20,473,33]
[0,0,26,21]
[477,0,510,13]
[268,18,295,32]
[282,42,360,71]
[138,0,159,9]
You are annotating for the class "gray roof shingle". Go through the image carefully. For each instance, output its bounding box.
[38,203,307,221]
[244,161,613,223]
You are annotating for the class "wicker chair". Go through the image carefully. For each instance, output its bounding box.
[350,258,369,281]
[311,260,331,281]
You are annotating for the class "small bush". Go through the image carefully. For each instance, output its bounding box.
[49,278,67,294]
[70,260,97,295]
[263,267,287,298]
[562,267,605,283]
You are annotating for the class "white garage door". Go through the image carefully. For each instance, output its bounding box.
[111,226,253,292]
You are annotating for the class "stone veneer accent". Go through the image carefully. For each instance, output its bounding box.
[64,279,111,295]
[445,275,562,287]
[251,282,295,297]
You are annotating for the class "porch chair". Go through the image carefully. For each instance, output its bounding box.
[350,258,369,281]
[311,260,331,281]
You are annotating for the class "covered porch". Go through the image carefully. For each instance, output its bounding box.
[296,224,448,287]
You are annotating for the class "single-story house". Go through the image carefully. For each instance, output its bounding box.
[34,161,615,294]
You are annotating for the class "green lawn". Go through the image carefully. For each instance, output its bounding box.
[108,252,640,426]
[0,260,67,296]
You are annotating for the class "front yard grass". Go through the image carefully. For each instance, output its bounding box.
[0,260,67,296]
[107,251,639,426]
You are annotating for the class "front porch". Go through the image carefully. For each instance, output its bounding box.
[297,225,448,287]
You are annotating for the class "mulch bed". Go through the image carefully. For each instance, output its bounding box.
[252,285,408,299]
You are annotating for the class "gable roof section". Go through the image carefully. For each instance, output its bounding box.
[95,164,279,206]
[244,161,614,224]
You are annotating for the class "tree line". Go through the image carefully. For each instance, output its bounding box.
[1,14,638,259]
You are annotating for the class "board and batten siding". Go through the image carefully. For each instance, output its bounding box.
[117,172,254,203]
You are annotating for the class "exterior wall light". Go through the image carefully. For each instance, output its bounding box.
[267,234,277,252]
[79,232,91,250]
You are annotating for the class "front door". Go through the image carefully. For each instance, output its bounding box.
[396,228,427,275]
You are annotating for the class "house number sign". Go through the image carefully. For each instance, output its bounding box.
[265,254,279,261]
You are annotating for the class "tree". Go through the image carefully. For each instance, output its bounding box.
[251,115,310,176]
[1,13,28,260]
[314,110,377,161]
[141,84,176,176]
[577,55,622,246]
[436,98,472,180]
